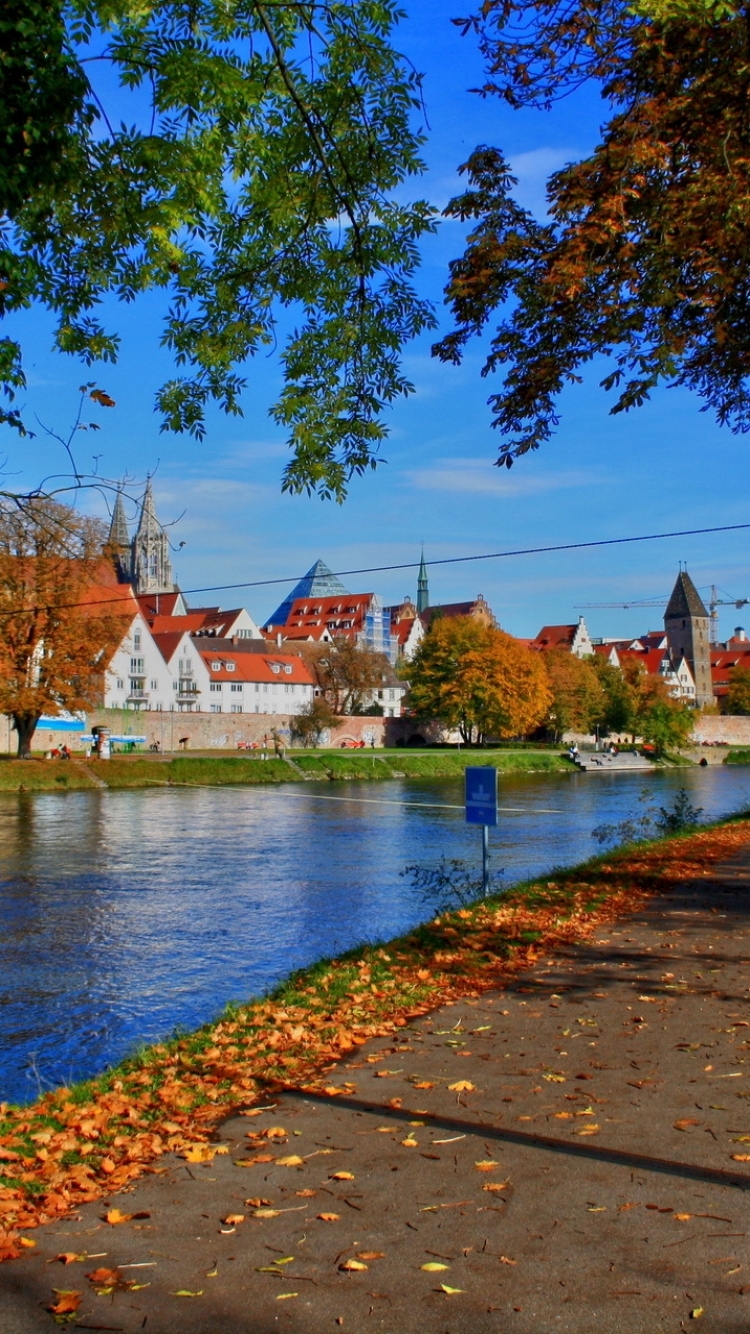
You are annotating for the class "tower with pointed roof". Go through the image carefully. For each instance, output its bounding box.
[664,569,713,707]
[130,479,174,595]
[416,550,429,616]
[107,490,132,583]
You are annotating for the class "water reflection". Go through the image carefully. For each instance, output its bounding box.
[0,767,747,1104]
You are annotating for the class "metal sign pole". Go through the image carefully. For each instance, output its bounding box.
[482,823,489,896]
[465,766,497,898]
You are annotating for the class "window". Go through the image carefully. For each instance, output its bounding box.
[230,682,243,692]
[236,628,252,638]
[211,661,222,671]
[134,631,141,650]
[284,664,292,675]
[116,679,124,691]
[151,679,159,690]
[226,661,236,672]
[130,657,145,674]
[254,683,259,692]
[210,703,222,713]
[230,704,243,714]
[173,681,178,691]
[178,658,192,675]
[210,681,222,692]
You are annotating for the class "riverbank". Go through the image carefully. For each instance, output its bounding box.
[0,748,572,792]
[1,814,749,1261]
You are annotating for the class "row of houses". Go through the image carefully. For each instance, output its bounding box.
[99,485,749,719]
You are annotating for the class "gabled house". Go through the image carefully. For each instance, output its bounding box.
[531,616,593,658]
[194,647,315,716]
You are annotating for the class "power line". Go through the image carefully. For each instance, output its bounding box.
[0,518,747,619]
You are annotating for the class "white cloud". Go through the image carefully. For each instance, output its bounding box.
[508,147,577,219]
[407,456,605,498]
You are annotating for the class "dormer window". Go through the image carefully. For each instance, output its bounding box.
[270,663,281,674]
[211,661,221,671]
[226,661,236,672]
[284,664,292,675]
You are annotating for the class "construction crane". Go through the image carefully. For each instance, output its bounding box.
[575,586,749,645]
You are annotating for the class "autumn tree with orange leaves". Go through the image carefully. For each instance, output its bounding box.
[406,616,551,744]
[0,499,132,756]
[435,0,750,464]
[543,649,606,741]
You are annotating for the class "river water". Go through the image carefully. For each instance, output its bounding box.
[1,766,748,1105]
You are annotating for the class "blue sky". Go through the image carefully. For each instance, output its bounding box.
[4,1,750,641]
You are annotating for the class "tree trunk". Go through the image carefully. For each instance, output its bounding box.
[13,712,41,759]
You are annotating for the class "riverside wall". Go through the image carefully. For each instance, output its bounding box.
[690,716,750,747]
[11,710,443,753]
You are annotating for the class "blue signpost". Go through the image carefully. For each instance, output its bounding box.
[465,766,497,895]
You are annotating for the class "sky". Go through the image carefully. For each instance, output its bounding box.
[4,1,750,643]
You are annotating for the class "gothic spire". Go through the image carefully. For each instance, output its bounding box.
[416,548,429,616]
[131,478,174,594]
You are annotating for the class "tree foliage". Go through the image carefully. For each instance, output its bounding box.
[406,616,551,744]
[543,649,605,739]
[289,695,337,746]
[725,665,750,715]
[434,0,750,465]
[0,499,131,755]
[299,638,385,715]
[1,0,435,498]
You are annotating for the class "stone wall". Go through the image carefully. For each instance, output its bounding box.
[690,715,750,747]
[7,708,439,753]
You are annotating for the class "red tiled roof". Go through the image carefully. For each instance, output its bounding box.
[196,647,315,686]
[136,592,184,620]
[267,593,374,638]
[531,625,576,650]
[422,600,488,627]
[151,631,192,665]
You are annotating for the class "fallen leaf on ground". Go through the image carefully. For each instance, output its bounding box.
[276,1293,298,1300]
[675,1213,693,1221]
[253,1208,281,1218]
[691,1308,704,1319]
[172,1289,204,1297]
[674,1119,701,1132]
[576,1125,600,1136]
[47,1290,82,1316]
[331,1171,355,1181]
[731,1153,750,1161]
[18,1237,36,1248]
[54,1253,88,1265]
[182,1145,217,1163]
[264,1127,287,1139]
[339,1259,367,1271]
[500,1256,517,1265]
[276,1154,304,1167]
[422,1262,449,1271]
[440,1283,464,1294]
[483,1182,509,1193]
[413,1081,434,1089]
[105,1208,132,1225]
[448,1081,475,1092]
[401,1138,418,1147]
[244,1197,271,1207]
[474,1160,499,1171]
[221,1214,245,1225]
[358,1251,384,1260]
[296,1189,316,1198]
[317,1213,340,1222]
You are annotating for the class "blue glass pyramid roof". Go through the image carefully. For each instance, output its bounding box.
[266,560,350,627]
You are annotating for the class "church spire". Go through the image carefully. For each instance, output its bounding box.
[416,549,429,615]
[108,489,131,583]
[131,478,174,595]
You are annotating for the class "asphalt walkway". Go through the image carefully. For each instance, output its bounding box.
[4,850,750,1334]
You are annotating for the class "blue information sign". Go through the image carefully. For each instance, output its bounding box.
[465,766,497,826]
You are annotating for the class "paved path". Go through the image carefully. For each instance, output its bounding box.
[4,852,750,1333]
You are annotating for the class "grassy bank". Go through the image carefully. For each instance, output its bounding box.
[1,815,748,1257]
[726,748,750,765]
[0,748,571,792]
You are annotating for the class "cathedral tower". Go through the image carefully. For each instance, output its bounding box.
[107,490,132,583]
[664,569,713,708]
[131,479,174,595]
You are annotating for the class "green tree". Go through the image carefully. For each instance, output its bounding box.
[434,0,750,466]
[1,0,434,497]
[639,700,695,755]
[406,616,551,744]
[0,498,132,756]
[725,666,750,715]
[289,696,337,746]
[543,649,605,740]
[591,656,636,735]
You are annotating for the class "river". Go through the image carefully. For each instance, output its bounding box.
[0,765,747,1104]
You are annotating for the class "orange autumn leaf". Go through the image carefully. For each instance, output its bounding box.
[358,1251,384,1260]
[317,1212,340,1222]
[330,1170,355,1181]
[275,1154,304,1167]
[474,1160,499,1172]
[48,1290,82,1315]
[448,1081,475,1092]
[339,1258,367,1271]
[105,1208,132,1225]
[221,1214,245,1225]
[413,1081,434,1090]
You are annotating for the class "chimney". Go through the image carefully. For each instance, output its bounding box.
[734,626,747,641]
[277,632,282,647]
